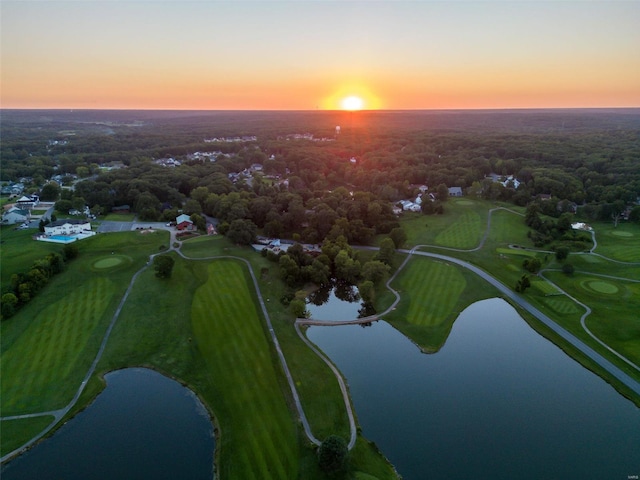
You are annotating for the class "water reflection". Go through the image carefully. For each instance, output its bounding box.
[306,280,363,320]
[2,368,214,480]
[307,298,640,480]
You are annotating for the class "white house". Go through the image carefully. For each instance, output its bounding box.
[399,200,422,212]
[2,207,31,225]
[44,219,92,236]
[501,175,521,189]
[448,187,463,197]
[16,195,39,209]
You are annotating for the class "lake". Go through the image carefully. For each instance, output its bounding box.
[306,281,363,320]
[1,368,214,480]
[307,298,640,479]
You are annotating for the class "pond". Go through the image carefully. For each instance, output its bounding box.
[306,281,364,321]
[1,368,214,480]
[307,298,640,480]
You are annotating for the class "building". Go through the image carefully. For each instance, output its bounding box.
[448,187,463,197]
[2,207,31,225]
[44,219,92,236]
[176,214,194,231]
[16,194,39,209]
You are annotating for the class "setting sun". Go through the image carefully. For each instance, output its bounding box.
[341,96,364,111]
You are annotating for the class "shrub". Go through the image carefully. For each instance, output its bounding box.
[318,435,348,473]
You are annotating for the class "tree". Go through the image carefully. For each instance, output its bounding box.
[562,263,575,275]
[55,199,73,214]
[389,227,407,249]
[334,250,361,284]
[190,213,206,232]
[555,246,570,262]
[62,243,79,260]
[361,260,391,285]
[290,298,308,318]
[515,274,531,293]
[153,254,175,279]
[436,183,449,202]
[1,293,18,319]
[226,219,257,245]
[375,238,396,266]
[184,198,203,215]
[318,435,348,473]
[40,182,61,201]
[358,280,375,304]
[523,257,542,273]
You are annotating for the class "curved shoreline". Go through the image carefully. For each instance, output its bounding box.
[3,210,639,464]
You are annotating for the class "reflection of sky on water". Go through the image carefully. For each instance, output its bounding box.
[308,298,640,480]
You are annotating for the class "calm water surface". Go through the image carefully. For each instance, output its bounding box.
[2,368,214,480]
[306,283,362,320]
[308,298,640,480]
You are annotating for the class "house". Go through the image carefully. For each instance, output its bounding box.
[44,219,92,236]
[501,175,521,189]
[399,200,422,212]
[176,214,194,231]
[2,207,31,225]
[112,205,131,214]
[16,194,39,209]
[448,187,463,197]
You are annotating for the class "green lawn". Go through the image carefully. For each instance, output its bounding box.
[0,417,54,456]
[591,221,640,262]
[434,210,483,248]
[101,213,136,222]
[0,227,61,287]
[1,277,116,414]
[191,260,299,479]
[400,198,493,248]
[545,271,640,370]
[385,256,499,352]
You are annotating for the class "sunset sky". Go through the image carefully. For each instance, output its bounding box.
[2,1,639,110]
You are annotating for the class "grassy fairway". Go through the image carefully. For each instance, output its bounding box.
[191,260,298,479]
[0,417,54,456]
[101,213,135,221]
[1,278,116,414]
[545,271,640,371]
[0,228,61,286]
[0,230,168,457]
[400,198,492,248]
[385,256,499,351]
[434,210,483,248]
[591,222,640,262]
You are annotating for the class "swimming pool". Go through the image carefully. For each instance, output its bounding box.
[36,231,96,244]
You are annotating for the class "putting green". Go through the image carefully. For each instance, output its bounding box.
[610,231,633,237]
[582,279,619,294]
[93,256,126,269]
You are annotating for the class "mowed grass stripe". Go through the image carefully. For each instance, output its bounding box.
[191,260,297,479]
[1,278,115,414]
[395,258,467,327]
[435,210,483,249]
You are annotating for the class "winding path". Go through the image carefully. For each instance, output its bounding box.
[2,237,328,463]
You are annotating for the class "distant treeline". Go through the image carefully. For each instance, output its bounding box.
[2,110,639,234]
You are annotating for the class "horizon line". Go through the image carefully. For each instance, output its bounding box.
[2,106,640,113]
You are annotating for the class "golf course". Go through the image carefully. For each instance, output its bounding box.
[1,197,639,478]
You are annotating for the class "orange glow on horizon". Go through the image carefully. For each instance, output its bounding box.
[341,96,364,111]
[322,85,383,111]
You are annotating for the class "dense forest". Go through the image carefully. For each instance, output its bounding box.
[2,109,640,242]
